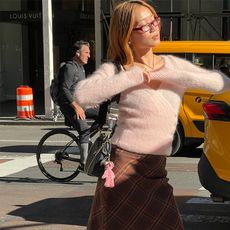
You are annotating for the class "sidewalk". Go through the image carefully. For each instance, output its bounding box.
[0,99,64,126]
[0,116,64,126]
[0,99,118,126]
[0,116,96,126]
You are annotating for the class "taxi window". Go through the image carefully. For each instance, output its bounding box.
[215,56,230,77]
[192,54,214,70]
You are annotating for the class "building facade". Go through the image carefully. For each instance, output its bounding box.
[0,0,229,118]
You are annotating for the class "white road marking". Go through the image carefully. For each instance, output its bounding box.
[0,139,39,143]
[199,186,206,191]
[0,153,79,177]
[0,140,70,143]
[0,155,38,177]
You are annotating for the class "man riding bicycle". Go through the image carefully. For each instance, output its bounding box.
[57,40,98,171]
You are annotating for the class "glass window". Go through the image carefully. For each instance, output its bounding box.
[223,0,230,10]
[150,0,229,41]
[52,0,95,74]
[192,54,214,70]
[223,0,230,40]
[215,55,230,77]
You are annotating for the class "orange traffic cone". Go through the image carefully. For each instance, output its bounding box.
[16,86,35,119]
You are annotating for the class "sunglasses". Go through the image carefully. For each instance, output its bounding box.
[133,17,161,33]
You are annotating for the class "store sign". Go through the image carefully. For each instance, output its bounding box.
[0,11,42,22]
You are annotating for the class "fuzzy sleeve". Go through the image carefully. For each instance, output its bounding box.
[74,62,144,107]
[152,55,230,93]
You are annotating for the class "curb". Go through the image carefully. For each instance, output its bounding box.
[0,117,95,126]
[0,116,64,126]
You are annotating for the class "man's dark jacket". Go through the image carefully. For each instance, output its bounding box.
[57,60,85,106]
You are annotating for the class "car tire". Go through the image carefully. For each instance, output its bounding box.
[171,123,184,156]
[198,153,230,200]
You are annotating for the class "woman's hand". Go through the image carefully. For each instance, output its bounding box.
[143,71,151,84]
[130,63,151,84]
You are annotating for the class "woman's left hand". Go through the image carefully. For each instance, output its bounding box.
[143,71,151,84]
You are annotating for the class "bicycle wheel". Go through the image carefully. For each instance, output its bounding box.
[36,129,81,182]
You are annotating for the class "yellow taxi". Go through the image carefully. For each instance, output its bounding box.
[154,41,230,155]
[198,88,230,201]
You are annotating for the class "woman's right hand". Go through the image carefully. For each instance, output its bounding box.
[127,64,151,84]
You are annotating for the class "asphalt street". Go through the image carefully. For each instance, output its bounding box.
[0,124,230,230]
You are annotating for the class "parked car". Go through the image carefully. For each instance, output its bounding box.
[171,89,211,155]
[198,89,230,202]
[154,41,230,155]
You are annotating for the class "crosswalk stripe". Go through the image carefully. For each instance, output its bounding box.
[199,186,206,191]
[0,155,38,177]
[0,140,38,143]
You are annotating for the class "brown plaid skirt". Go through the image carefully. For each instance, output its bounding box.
[87,146,184,230]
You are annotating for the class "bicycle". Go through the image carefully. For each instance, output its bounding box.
[36,113,117,182]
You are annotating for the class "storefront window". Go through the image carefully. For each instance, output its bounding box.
[52,0,95,75]
[0,0,43,116]
[223,0,230,40]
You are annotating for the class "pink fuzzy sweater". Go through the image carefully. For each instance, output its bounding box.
[74,55,230,156]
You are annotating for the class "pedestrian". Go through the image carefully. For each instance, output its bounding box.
[74,1,230,229]
[57,40,97,171]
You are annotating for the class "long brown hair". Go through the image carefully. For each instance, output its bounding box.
[107,0,157,68]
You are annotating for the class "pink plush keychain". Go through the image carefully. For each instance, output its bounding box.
[102,161,115,188]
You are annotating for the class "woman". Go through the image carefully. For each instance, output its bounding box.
[74,1,230,229]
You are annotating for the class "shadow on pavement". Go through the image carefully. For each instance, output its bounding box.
[8,196,93,226]
[6,195,230,229]
[0,145,37,154]
[0,176,93,185]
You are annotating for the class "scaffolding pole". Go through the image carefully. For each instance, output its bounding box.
[42,0,54,119]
